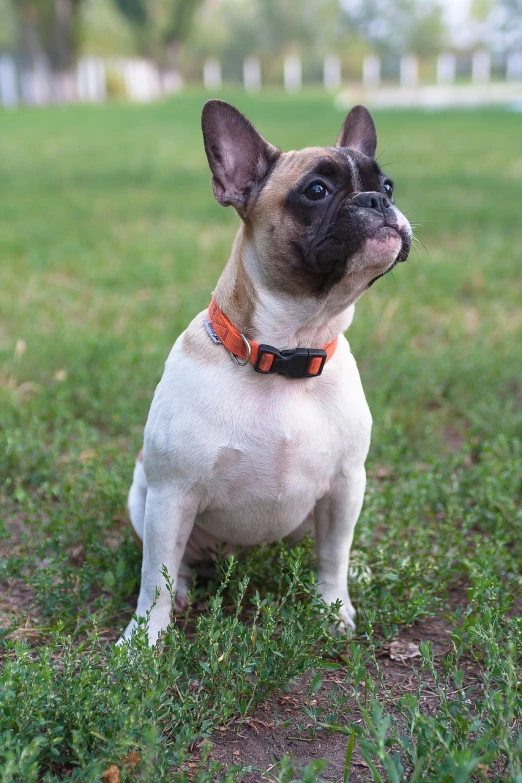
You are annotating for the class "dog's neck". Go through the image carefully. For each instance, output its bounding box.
[213,225,355,350]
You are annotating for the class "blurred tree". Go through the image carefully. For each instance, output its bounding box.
[455,0,522,50]
[186,0,345,81]
[80,0,136,57]
[80,0,136,56]
[163,0,204,68]
[112,0,204,66]
[234,0,344,57]
[10,0,86,69]
[10,1,46,65]
[0,0,17,51]
[52,0,84,69]
[486,0,522,49]
[341,0,445,56]
[113,0,146,25]
[187,0,255,65]
[111,0,150,56]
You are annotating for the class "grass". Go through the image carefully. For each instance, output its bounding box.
[0,91,521,781]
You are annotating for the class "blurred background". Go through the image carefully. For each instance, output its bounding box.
[0,0,521,107]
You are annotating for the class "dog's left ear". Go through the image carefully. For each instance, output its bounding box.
[336,105,377,159]
[201,100,280,218]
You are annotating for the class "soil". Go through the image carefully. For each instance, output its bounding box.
[188,604,474,782]
[0,508,40,639]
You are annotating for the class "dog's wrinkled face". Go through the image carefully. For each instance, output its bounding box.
[202,100,412,302]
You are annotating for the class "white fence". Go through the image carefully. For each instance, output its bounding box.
[1,51,521,109]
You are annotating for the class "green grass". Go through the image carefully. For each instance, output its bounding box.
[0,92,521,782]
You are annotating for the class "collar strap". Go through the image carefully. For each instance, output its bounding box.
[207,299,338,379]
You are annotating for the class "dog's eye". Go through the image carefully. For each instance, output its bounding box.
[304,181,329,201]
[383,181,394,199]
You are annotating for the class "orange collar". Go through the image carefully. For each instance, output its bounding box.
[205,299,338,379]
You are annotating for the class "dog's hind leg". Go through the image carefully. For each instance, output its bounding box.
[128,450,147,547]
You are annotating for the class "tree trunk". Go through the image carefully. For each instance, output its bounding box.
[165,38,181,72]
[19,5,44,68]
[53,0,75,72]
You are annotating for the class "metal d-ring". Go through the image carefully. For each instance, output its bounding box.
[229,334,251,366]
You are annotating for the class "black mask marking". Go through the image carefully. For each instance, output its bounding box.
[283,150,407,294]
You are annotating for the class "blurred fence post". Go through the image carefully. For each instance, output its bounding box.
[506,51,522,80]
[127,60,161,102]
[400,54,418,88]
[323,54,341,89]
[22,57,53,105]
[362,54,380,88]
[472,50,491,83]
[284,55,301,91]
[243,56,261,92]
[77,58,106,102]
[161,70,183,94]
[53,71,77,103]
[437,53,456,84]
[0,56,18,108]
[203,58,221,90]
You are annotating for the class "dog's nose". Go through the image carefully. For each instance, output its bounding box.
[352,191,392,215]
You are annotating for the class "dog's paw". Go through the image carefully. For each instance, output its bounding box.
[173,591,189,613]
[318,589,356,634]
[343,597,357,623]
[117,617,139,646]
[116,618,146,649]
[117,609,171,647]
[337,605,356,634]
[173,576,190,613]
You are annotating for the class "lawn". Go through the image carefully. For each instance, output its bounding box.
[0,91,521,782]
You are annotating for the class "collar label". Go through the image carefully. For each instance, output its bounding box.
[204,318,222,345]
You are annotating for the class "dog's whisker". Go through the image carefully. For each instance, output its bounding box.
[410,243,422,261]
[375,143,393,163]
[411,234,432,260]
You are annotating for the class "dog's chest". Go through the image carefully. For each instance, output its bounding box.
[195,392,343,544]
[146,331,371,546]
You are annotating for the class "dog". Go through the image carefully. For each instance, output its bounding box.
[122,100,411,645]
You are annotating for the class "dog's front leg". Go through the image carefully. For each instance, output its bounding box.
[122,484,197,645]
[314,465,366,631]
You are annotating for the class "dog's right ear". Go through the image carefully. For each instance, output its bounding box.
[201,100,280,218]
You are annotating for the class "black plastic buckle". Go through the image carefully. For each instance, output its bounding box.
[254,344,328,379]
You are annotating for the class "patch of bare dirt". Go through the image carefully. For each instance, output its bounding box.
[0,577,40,639]
[443,424,465,453]
[0,507,41,646]
[205,610,467,782]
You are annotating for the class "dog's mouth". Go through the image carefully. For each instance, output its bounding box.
[367,258,399,288]
[366,225,411,288]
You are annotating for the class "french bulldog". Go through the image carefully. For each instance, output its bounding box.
[122,100,411,644]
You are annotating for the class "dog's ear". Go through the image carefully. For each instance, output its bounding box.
[201,100,280,217]
[336,105,377,159]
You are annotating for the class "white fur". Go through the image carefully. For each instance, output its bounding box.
[347,153,361,192]
[128,458,147,541]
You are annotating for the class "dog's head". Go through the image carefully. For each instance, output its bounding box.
[201,100,411,304]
